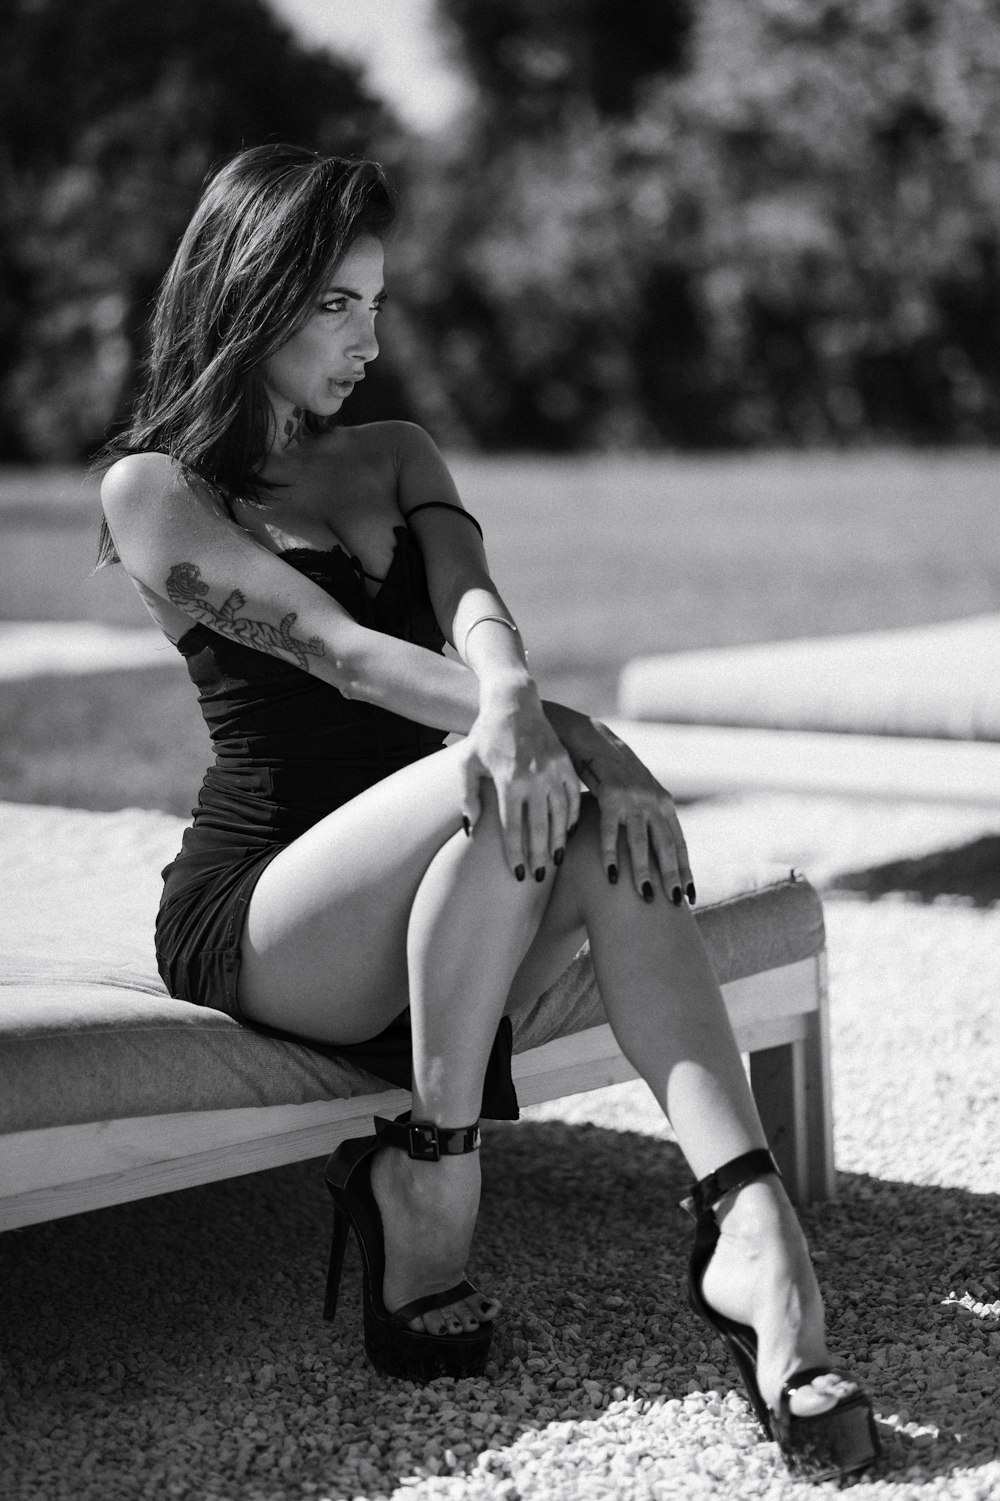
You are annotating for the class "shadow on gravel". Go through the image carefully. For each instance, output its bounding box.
[830,835,1000,908]
[1,1121,998,1499]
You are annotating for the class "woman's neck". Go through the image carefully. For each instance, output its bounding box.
[275,404,307,453]
[261,377,310,456]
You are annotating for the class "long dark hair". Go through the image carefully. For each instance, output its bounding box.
[96,143,395,566]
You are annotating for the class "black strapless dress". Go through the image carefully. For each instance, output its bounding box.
[154,523,517,1117]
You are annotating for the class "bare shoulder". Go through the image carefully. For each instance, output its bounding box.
[100,452,189,526]
[100,453,226,549]
[101,451,174,503]
[337,420,440,466]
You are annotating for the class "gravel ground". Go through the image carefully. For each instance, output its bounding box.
[3,795,1000,1501]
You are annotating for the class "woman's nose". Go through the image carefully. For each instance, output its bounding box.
[349,317,379,361]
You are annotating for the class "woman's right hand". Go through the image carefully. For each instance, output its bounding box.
[458,682,580,880]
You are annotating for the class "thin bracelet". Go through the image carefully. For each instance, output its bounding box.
[461,613,522,660]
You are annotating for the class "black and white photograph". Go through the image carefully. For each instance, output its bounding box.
[1,2,999,1497]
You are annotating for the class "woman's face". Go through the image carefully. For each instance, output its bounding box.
[263,233,385,419]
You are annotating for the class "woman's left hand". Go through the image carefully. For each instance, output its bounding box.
[574,724,695,905]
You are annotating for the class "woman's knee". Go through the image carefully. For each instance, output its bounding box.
[559,790,674,909]
[453,787,556,939]
[574,790,600,831]
[502,792,599,938]
[465,784,533,875]
[560,793,603,877]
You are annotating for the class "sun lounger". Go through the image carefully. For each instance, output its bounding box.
[0,802,834,1229]
[615,614,1000,805]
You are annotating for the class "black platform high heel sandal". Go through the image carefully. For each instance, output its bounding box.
[685,1148,880,1481]
[323,1111,494,1381]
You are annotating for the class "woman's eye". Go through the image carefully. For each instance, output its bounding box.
[319,295,386,315]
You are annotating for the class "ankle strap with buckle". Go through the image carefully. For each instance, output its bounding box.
[374,1111,481,1162]
[681,1147,781,1221]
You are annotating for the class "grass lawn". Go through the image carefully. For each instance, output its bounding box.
[1,449,998,815]
[0,667,208,818]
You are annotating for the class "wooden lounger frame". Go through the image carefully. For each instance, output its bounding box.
[0,954,833,1231]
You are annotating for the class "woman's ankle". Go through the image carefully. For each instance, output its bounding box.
[408,1094,483,1130]
[374,1139,482,1206]
[714,1175,793,1237]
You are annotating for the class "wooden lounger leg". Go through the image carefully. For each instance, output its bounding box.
[802,952,836,1203]
[749,954,835,1205]
[750,1040,805,1201]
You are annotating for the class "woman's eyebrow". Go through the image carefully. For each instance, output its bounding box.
[322,285,388,300]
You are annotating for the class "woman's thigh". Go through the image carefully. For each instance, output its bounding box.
[238,743,470,1040]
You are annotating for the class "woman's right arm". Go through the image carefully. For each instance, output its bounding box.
[101,453,485,733]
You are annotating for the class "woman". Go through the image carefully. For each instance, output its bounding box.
[99,145,879,1479]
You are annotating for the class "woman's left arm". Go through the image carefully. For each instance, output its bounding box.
[393,422,519,661]
[396,424,692,900]
[396,422,580,874]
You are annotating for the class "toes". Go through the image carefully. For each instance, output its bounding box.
[402,1289,499,1338]
[445,1300,480,1334]
[411,1309,454,1337]
[788,1373,859,1417]
[813,1372,858,1400]
[457,1294,498,1326]
[822,1374,859,1403]
[409,1303,478,1337]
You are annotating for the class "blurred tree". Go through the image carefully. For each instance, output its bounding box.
[0,0,398,459]
[410,0,1000,447]
[4,0,999,456]
[627,0,1000,444]
[438,0,693,121]
[403,0,694,447]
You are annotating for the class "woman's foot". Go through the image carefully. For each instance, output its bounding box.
[697,1175,859,1418]
[369,1144,501,1336]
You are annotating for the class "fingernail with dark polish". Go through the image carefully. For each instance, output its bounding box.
[553,847,564,867]
[607,863,618,885]
[462,815,471,837]
[672,886,682,906]
[642,881,655,903]
[534,867,546,882]
[687,882,697,905]
[515,864,525,882]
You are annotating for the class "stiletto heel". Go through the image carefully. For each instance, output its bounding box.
[685,1149,880,1481]
[323,1112,494,1381]
[323,1197,351,1322]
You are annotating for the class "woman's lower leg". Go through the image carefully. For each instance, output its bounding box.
[553,811,850,1413]
[574,857,767,1178]
[404,804,546,1125]
[373,799,549,1335]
